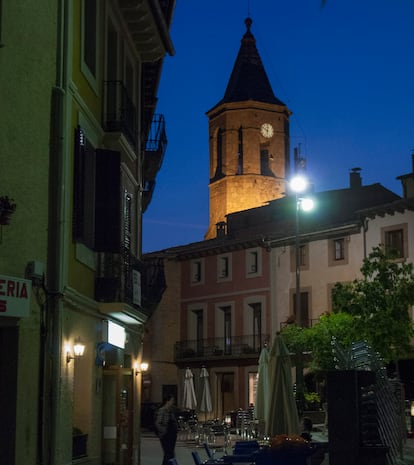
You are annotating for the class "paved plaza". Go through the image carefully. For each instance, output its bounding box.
[140,428,414,465]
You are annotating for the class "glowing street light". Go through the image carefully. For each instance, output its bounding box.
[289,175,315,414]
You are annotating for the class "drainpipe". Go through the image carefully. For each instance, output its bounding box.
[362,218,369,259]
[43,0,68,463]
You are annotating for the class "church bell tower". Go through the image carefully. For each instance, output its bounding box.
[205,18,291,239]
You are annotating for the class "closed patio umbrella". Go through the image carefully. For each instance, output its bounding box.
[199,366,212,418]
[183,367,197,410]
[254,345,270,425]
[266,333,299,437]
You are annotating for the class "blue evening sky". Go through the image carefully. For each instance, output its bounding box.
[143,0,414,252]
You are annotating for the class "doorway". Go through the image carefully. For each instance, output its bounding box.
[102,368,134,465]
[0,327,18,464]
[216,372,235,419]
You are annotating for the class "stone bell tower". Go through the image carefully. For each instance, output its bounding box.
[205,18,291,239]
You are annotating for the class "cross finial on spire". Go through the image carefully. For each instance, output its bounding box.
[245,17,252,31]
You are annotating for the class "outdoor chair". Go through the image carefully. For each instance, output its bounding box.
[203,442,214,459]
[192,451,203,465]
[203,440,227,460]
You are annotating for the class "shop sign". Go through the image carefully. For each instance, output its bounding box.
[0,274,31,317]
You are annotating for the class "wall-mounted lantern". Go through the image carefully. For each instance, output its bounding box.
[66,338,86,364]
[134,361,149,376]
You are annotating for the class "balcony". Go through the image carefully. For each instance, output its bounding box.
[279,318,320,330]
[174,334,270,364]
[95,248,141,308]
[104,80,137,148]
[142,114,167,212]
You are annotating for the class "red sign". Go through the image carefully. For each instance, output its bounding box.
[0,275,31,317]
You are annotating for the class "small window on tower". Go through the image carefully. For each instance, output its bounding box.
[260,145,274,177]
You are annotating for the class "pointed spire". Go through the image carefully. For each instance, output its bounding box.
[219,18,285,106]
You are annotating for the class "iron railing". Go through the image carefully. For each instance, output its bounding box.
[175,334,270,362]
[104,80,137,147]
[142,114,167,211]
[95,248,140,307]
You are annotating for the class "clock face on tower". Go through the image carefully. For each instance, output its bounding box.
[260,123,274,138]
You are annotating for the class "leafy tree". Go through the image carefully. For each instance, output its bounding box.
[332,246,414,363]
[281,313,357,371]
[282,246,414,370]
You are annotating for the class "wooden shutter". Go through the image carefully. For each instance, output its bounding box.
[94,149,121,252]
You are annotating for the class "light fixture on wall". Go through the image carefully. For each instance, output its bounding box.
[134,361,149,376]
[66,338,86,364]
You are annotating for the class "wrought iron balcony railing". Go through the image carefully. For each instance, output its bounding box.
[175,334,270,362]
[95,248,141,308]
[142,113,167,212]
[95,251,166,317]
[104,80,137,148]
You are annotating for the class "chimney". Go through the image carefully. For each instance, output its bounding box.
[216,221,227,238]
[350,167,362,189]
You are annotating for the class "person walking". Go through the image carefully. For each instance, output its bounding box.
[154,394,178,465]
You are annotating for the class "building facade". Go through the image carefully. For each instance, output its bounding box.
[0,1,174,464]
[143,18,414,419]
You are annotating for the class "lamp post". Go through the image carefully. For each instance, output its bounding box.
[289,175,314,414]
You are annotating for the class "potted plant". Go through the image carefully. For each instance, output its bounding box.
[304,391,321,411]
[0,196,17,225]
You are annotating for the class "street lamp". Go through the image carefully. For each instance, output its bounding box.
[289,174,314,414]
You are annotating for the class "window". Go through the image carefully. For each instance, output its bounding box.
[191,259,204,284]
[73,126,96,249]
[292,291,310,327]
[213,128,224,180]
[194,310,204,356]
[249,303,262,351]
[81,0,99,88]
[215,303,233,355]
[73,126,121,252]
[382,224,407,259]
[237,127,243,175]
[334,239,345,260]
[217,254,231,280]
[246,248,261,276]
[223,306,232,355]
[290,244,310,271]
[299,245,307,266]
[0,0,4,47]
[260,146,273,176]
[328,237,349,266]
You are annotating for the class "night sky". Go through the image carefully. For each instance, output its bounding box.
[143,0,414,252]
